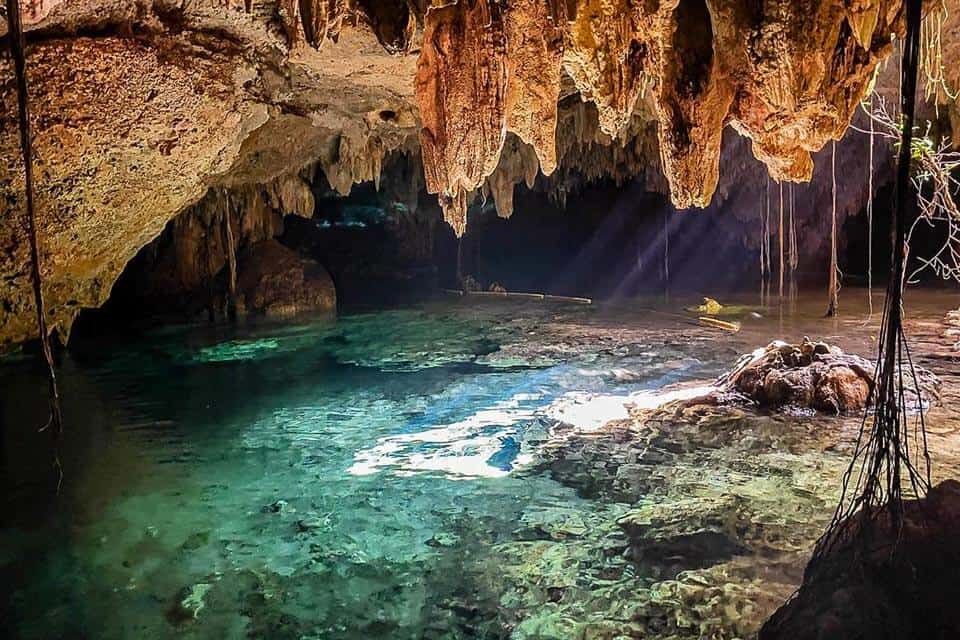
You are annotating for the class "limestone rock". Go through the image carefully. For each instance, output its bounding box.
[0,2,416,349]
[235,240,336,317]
[416,0,509,236]
[484,134,540,218]
[504,0,566,176]
[726,0,902,185]
[98,179,304,322]
[561,0,653,139]
[1,0,954,349]
[761,479,960,640]
[0,34,265,347]
[716,338,940,414]
[295,0,350,48]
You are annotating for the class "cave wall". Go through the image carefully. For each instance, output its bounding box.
[0,0,420,349]
[85,173,315,324]
[1,0,958,349]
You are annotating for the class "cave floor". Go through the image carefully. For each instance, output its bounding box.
[2,289,959,639]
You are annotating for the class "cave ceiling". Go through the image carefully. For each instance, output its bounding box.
[0,0,957,348]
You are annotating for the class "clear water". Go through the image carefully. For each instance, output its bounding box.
[1,294,957,639]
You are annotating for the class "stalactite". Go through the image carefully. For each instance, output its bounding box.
[415,0,509,237]
[5,0,64,486]
[503,0,565,176]
[653,0,735,209]
[562,0,652,139]
[729,0,900,187]
[409,0,904,226]
[297,0,349,48]
[826,141,840,317]
[485,135,540,218]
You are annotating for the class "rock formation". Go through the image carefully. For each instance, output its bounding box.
[0,0,957,348]
[715,338,940,414]
[234,239,336,317]
[761,479,960,640]
[95,176,317,321]
[415,0,511,237]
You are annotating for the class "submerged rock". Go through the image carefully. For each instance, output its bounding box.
[617,496,749,575]
[167,582,213,623]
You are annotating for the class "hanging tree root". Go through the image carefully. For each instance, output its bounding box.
[762,2,937,637]
[819,0,929,564]
[223,191,239,321]
[825,141,840,317]
[5,0,65,488]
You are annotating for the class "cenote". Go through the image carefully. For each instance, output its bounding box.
[4,291,960,639]
[3,1,960,639]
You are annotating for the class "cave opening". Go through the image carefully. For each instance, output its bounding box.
[354,0,413,53]
[71,146,960,345]
[71,168,790,341]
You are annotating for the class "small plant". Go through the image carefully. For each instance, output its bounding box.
[856,96,960,284]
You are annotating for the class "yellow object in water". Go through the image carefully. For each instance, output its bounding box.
[696,297,723,315]
[698,316,741,332]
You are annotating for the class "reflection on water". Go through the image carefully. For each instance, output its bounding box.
[1,292,957,639]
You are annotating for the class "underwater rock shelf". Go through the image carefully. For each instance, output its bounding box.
[3,294,960,639]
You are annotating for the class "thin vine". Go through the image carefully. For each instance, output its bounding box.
[919,0,958,114]
[851,97,960,285]
[825,141,840,317]
[5,0,65,488]
[778,182,785,300]
[867,94,875,317]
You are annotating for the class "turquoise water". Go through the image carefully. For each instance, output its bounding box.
[1,297,909,638]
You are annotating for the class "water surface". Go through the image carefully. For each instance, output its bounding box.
[2,292,958,639]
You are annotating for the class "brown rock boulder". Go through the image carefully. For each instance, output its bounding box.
[716,338,938,414]
[761,480,960,640]
[814,366,872,413]
[235,241,336,318]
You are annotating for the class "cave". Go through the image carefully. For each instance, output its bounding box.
[2,1,960,639]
